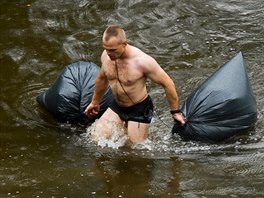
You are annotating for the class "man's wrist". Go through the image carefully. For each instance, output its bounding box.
[91,100,100,106]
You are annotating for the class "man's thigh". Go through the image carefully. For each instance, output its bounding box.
[127,121,150,143]
[92,108,124,140]
[99,108,123,124]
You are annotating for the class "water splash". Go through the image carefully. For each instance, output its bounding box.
[85,120,128,149]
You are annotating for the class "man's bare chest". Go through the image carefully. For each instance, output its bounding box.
[104,62,144,86]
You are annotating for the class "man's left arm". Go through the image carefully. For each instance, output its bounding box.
[144,57,185,125]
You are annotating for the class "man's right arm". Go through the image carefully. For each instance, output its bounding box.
[84,67,108,116]
[92,51,109,104]
[91,68,109,104]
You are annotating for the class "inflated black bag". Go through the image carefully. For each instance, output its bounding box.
[172,52,257,142]
[36,61,113,123]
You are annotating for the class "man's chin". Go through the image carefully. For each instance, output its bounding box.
[109,57,116,60]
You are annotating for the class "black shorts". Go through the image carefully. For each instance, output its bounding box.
[110,95,154,124]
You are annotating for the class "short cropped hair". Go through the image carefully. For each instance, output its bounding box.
[102,25,126,44]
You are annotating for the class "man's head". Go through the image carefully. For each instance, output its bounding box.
[102,25,127,60]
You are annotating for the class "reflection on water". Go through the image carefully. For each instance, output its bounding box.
[1,0,264,197]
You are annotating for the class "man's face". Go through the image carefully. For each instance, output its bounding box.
[103,37,125,60]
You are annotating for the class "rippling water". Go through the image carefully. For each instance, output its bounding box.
[1,0,264,197]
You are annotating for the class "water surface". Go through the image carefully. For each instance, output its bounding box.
[0,0,264,197]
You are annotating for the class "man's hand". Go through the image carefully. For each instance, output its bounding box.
[84,103,100,117]
[172,113,185,126]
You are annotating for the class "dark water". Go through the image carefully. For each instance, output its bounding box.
[1,0,264,197]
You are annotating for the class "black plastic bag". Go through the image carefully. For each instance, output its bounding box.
[172,52,257,142]
[36,61,113,124]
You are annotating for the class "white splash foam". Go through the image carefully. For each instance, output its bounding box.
[131,139,153,151]
[86,120,128,149]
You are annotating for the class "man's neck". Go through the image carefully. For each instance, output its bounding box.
[119,44,129,60]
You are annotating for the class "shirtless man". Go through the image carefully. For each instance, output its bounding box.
[84,25,185,143]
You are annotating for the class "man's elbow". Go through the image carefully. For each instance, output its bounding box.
[162,79,176,90]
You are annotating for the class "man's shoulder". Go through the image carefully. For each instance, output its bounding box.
[101,50,108,60]
[130,45,155,63]
[101,50,111,64]
[130,45,147,56]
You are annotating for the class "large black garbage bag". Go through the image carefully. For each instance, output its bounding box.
[36,61,114,123]
[172,52,257,142]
